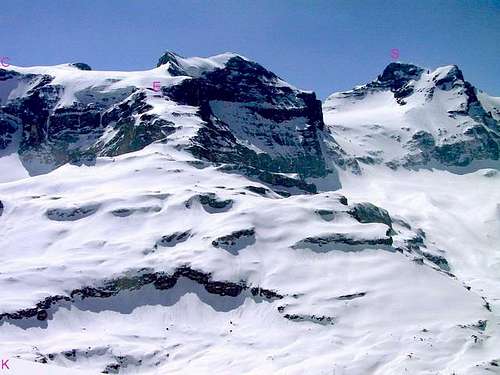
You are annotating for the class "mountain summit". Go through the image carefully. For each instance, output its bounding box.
[156,51,243,77]
[324,62,500,170]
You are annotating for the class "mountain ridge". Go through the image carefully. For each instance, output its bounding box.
[324,61,499,171]
[0,51,345,191]
[0,51,499,374]
[2,53,498,184]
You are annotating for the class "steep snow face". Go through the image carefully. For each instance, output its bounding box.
[477,90,500,121]
[323,63,500,170]
[0,142,491,374]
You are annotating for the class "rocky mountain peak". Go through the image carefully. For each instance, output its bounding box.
[377,62,425,91]
[156,51,183,70]
[156,51,249,78]
[323,61,499,171]
[432,64,465,90]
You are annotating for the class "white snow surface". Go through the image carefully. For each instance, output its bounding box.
[0,141,496,374]
[477,90,500,121]
[339,165,500,374]
[5,63,187,109]
[164,52,241,78]
[0,58,498,374]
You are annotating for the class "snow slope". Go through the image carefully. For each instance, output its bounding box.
[338,166,500,374]
[0,142,492,374]
[0,55,499,374]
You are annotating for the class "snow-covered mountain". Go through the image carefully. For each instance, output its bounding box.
[324,62,500,171]
[0,54,499,374]
[0,51,344,191]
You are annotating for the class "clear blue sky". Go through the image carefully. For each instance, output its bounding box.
[1,0,498,99]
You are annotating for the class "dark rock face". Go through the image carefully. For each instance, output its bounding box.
[315,209,335,221]
[185,193,233,213]
[293,232,394,253]
[377,64,424,105]
[333,63,425,105]
[433,65,464,90]
[0,70,174,174]
[103,363,120,374]
[3,80,102,168]
[0,266,283,323]
[93,92,175,157]
[219,164,317,194]
[212,228,256,253]
[111,206,162,217]
[0,200,3,216]
[394,227,451,272]
[378,63,425,92]
[244,185,270,196]
[0,294,71,321]
[283,313,335,325]
[36,310,48,321]
[156,231,191,247]
[250,287,283,300]
[0,113,19,150]
[338,196,348,205]
[349,202,392,228]
[70,63,92,71]
[402,125,499,168]
[36,348,144,374]
[156,51,188,75]
[408,131,436,151]
[421,252,450,271]
[46,204,100,221]
[336,292,366,300]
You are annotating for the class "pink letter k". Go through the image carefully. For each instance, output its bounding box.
[1,359,9,369]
